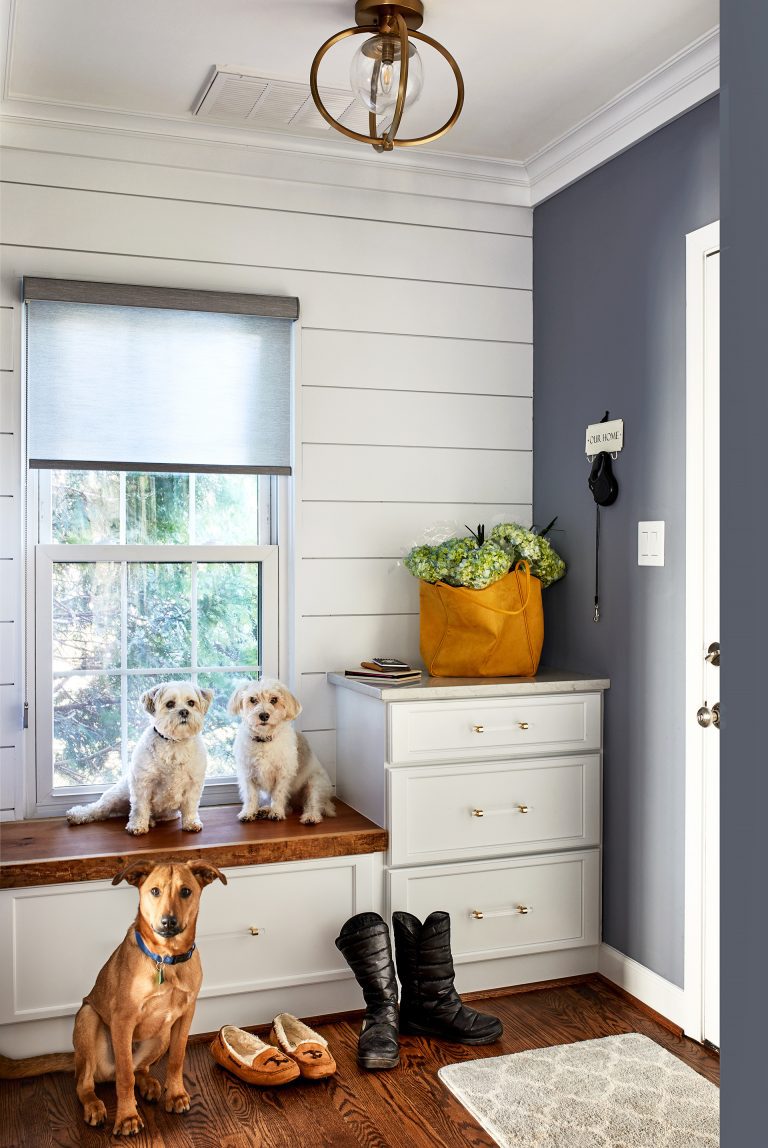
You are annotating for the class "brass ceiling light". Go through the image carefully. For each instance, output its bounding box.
[310,1,464,153]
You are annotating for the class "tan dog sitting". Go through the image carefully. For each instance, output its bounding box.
[0,859,226,1135]
[228,678,336,824]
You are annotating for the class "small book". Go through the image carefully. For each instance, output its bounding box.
[344,668,422,683]
[359,662,416,678]
[362,658,412,672]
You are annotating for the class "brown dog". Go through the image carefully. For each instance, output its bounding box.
[0,857,226,1136]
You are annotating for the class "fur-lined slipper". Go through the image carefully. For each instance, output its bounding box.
[210,1025,300,1086]
[268,1013,337,1079]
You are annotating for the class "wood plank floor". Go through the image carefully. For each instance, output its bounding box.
[0,977,718,1148]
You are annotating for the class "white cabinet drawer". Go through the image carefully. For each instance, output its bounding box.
[388,692,601,764]
[388,851,599,961]
[0,855,378,1023]
[388,755,600,866]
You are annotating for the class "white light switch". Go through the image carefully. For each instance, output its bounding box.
[638,521,665,566]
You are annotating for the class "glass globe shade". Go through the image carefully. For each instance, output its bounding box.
[349,34,423,118]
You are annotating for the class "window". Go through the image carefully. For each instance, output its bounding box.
[24,281,297,814]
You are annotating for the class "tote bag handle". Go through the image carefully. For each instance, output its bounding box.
[435,561,532,616]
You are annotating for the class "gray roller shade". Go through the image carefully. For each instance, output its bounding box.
[25,280,298,474]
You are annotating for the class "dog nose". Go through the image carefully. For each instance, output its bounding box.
[178,708,189,718]
[161,914,178,931]
[259,712,270,722]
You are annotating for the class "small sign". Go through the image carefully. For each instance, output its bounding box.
[586,418,624,456]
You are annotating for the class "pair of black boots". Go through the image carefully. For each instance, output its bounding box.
[335,910,503,1070]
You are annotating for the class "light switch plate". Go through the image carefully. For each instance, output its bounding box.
[638,521,665,566]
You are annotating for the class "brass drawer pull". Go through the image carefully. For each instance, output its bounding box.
[469,804,532,818]
[518,721,529,730]
[248,926,261,936]
[470,905,533,920]
[472,724,485,734]
[471,910,484,920]
[518,803,530,814]
[517,905,530,915]
[471,808,484,817]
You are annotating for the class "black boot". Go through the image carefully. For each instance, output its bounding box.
[393,910,503,1045]
[335,912,400,1069]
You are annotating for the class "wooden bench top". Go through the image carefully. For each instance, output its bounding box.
[0,802,387,889]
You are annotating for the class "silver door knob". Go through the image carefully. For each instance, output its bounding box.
[704,641,720,667]
[697,702,720,729]
[712,701,720,730]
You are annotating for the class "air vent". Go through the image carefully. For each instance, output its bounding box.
[195,68,370,136]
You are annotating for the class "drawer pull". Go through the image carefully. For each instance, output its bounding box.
[471,808,485,818]
[469,804,532,818]
[472,724,485,734]
[518,803,530,814]
[248,926,261,936]
[519,721,530,730]
[470,905,534,920]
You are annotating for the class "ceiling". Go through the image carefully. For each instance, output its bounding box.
[4,0,719,162]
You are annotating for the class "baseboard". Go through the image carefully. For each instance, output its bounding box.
[598,943,688,1031]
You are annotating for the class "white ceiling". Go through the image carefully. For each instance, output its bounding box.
[4,0,719,162]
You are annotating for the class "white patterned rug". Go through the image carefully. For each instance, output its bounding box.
[438,1033,719,1148]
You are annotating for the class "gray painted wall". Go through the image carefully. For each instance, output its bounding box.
[532,97,719,986]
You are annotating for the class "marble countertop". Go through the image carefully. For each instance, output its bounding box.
[327,669,610,702]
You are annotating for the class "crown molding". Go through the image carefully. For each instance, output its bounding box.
[0,99,530,208]
[526,27,719,205]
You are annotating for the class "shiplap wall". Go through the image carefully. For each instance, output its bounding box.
[0,139,532,816]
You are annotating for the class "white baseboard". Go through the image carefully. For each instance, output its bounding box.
[598,943,689,1031]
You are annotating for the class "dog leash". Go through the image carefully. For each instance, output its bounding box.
[134,929,196,985]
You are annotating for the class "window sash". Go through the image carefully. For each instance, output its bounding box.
[33,543,278,811]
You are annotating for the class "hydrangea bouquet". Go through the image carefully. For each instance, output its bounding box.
[404,522,566,590]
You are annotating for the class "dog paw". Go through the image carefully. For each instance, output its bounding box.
[300,813,320,825]
[137,1074,162,1102]
[113,1111,144,1136]
[238,810,260,822]
[267,809,287,820]
[182,819,203,833]
[83,1098,107,1126]
[164,1089,191,1114]
[257,806,272,818]
[125,824,149,836]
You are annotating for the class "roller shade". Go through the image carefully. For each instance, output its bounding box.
[25,279,298,474]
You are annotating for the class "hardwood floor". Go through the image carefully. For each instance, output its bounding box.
[0,977,718,1147]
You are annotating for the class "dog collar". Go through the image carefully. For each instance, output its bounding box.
[153,727,172,741]
[251,732,273,742]
[134,929,196,985]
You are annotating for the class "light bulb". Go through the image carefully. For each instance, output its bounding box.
[350,34,423,119]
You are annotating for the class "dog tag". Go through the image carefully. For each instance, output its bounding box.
[156,964,165,986]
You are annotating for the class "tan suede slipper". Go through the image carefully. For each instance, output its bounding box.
[268,1013,337,1079]
[210,1025,300,1086]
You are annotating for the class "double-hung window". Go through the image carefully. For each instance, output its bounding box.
[24,280,297,815]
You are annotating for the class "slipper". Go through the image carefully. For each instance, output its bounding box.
[210,1025,300,1086]
[268,1013,337,1079]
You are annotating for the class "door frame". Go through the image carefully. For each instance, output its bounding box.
[683,220,719,1039]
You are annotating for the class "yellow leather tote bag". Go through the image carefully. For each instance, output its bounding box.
[419,561,543,678]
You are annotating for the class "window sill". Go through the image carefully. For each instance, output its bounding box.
[0,802,387,889]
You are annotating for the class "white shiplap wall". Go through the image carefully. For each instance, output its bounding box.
[0,132,532,815]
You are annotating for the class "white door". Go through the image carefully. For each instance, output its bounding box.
[685,222,719,1049]
[700,246,719,1049]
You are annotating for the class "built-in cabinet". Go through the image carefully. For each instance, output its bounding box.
[331,672,609,993]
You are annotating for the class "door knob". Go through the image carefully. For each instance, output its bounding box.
[697,702,720,729]
[704,641,720,667]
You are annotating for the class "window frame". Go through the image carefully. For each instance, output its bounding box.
[27,471,282,817]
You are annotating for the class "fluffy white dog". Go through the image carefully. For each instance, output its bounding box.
[228,678,336,825]
[66,682,214,835]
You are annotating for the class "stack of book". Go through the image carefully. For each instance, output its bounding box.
[344,658,422,685]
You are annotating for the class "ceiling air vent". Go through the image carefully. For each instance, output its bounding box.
[194,67,369,136]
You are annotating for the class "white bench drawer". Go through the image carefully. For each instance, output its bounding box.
[388,755,600,866]
[389,692,601,764]
[388,850,599,961]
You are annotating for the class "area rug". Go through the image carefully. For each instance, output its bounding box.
[438,1033,719,1148]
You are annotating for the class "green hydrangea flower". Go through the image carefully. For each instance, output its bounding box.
[404,523,566,590]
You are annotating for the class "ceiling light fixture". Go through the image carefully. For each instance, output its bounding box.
[310,1,464,153]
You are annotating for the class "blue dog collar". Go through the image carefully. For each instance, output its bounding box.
[134,929,196,984]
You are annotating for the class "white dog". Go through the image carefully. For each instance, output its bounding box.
[228,678,336,825]
[66,682,214,835]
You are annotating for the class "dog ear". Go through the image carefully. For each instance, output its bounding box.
[227,684,247,716]
[281,688,303,721]
[141,685,163,714]
[112,860,155,887]
[186,860,228,888]
[196,687,215,714]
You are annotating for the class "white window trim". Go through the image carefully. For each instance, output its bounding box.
[30,542,279,816]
